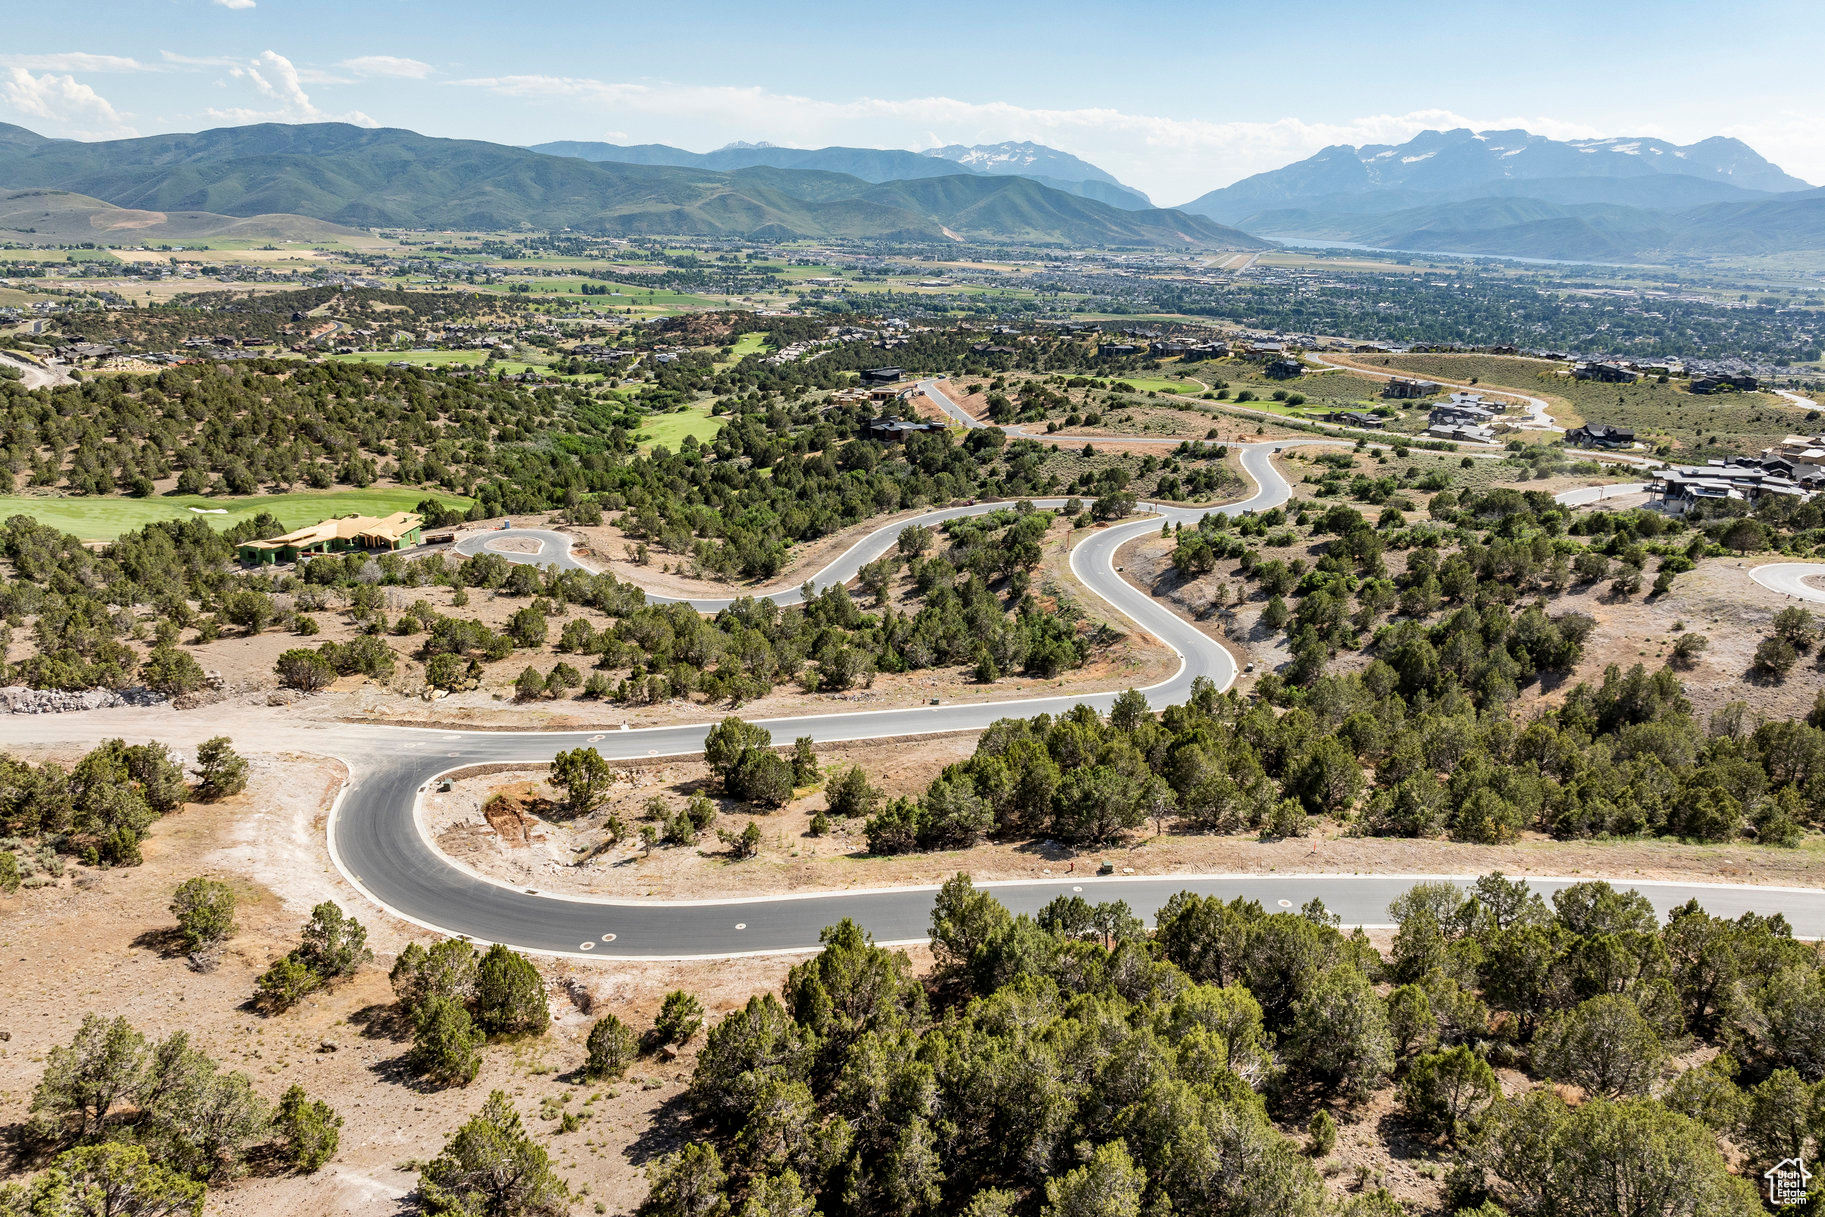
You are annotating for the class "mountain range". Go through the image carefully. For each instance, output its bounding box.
[1178,128,1825,260]
[0,122,1250,249]
[528,138,1154,211]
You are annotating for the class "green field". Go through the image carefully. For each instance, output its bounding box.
[1112,376,1210,395]
[730,332,767,358]
[635,401,725,451]
[328,348,487,368]
[0,488,471,541]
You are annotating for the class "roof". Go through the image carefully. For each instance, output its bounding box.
[240,512,422,552]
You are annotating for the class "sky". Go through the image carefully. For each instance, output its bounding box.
[6,0,1825,205]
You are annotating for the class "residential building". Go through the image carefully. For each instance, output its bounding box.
[1573,361,1639,384]
[860,367,903,386]
[1431,401,1497,427]
[1689,374,1761,394]
[862,417,944,443]
[1428,422,1495,444]
[237,513,424,565]
[1383,377,1440,399]
[1649,461,1814,514]
[1264,358,1304,380]
[1567,424,1636,449]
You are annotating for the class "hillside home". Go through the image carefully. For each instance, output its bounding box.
[237,513,423,565]
[1567,424,1636,449]
[1573,361,1639,384]
[1383,378,1440,399]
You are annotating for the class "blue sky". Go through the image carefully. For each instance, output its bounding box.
[6,0,1823,203]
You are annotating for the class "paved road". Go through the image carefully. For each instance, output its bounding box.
[1751,562,1825,604]
[452,528,589,571]
[0,350,75,390]
[318,442,1340,956]
[290,444,1825,956]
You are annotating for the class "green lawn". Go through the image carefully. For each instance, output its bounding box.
[730,332,767,358]
[0,488,471,542]
[327,349,487,368]
[634,402,725,451]
[1108,376,1208,395]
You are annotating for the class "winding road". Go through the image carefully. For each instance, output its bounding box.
[288,445,1825,955]
[22,424,1821,956]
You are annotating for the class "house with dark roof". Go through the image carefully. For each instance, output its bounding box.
[1264,358,1304,380]
[1573,361,1639,384]
[862,417,943,443]
[860,367,904,386]
[1383,378,1440,399]
[1567,424,1636,449]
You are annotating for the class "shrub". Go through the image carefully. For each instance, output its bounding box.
[1308,1108,1337,1156]
[719,820,762,859]
[1754,634,1799,680]
[274,648,336,692]
[583,1014,636,1081]
[728,749,793,808]
[254,954,321,1011]
[170,878,237,953]
[409,995,485,1087]
[825,766,882,819]
[652,991,705,1049]
[272,1084,342,1172]
[1400,1045,1499,1143]
[472,944,550,1038]
[419,1091,568,1216]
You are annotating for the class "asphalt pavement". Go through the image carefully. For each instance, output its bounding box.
[311,446,1825,957]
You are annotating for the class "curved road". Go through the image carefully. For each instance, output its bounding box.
[1751,562,1825,604]
[293,443,1825,956]
[453,528,588,571]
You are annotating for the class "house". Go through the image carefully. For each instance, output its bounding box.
[1183,342,1230,360]
[1761,435,1825,482]
[1325,411,1385,429]
[1431,401,1497,427]
[1647,460,1816,515]
[237,513,423,565]
[1097,343,1141,358]
[1148,341,1189,358]
[1689,374,1761,394]
[860,367,903,386]
[1573,361,1639,384]
[1567,424,1636,449]
[1264,358,1304,380]
[1383,378,1440,399]
[1428,422,1495,444]
[862,417,943,443]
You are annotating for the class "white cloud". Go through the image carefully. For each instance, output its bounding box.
[207,50,375,127]
[338,55,433,80]
[452,74,1626,201]
[0,53,149,74]
[213,0,257,9]
[1,67,137,139]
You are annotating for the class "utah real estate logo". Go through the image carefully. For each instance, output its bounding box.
[1767,1158,1812,1207]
